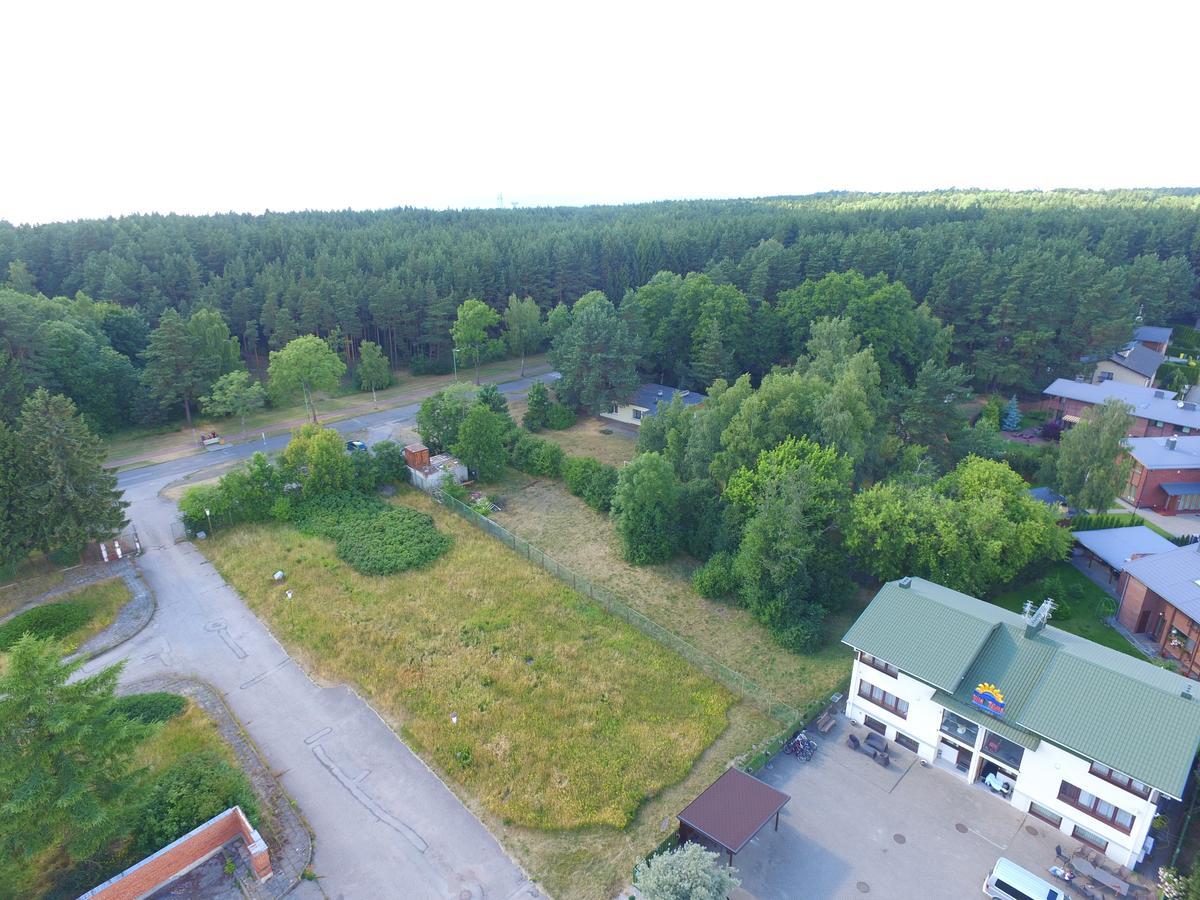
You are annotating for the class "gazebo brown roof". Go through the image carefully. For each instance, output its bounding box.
[676,767,790,865]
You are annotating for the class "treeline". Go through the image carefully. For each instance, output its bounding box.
[3,190,1197,396]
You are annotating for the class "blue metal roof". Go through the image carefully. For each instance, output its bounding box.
[629,383,703,414]
[1071,526,1175,570]
[1135,326,1174,344]
[1161,482,1200,497]
[1125,436,1200,469]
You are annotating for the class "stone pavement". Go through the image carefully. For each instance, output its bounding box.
[92,429,543,899]
[72,564,156,660]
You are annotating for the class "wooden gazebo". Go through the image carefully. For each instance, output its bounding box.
[676,767,791,866]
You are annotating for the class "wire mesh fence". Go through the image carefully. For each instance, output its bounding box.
[433,489,799,723]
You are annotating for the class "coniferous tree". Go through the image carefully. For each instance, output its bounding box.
[523,380,550,430]
[0,638,149,887]
[140,308,204,427]
[549,292,640,414]
[14,389,127,560]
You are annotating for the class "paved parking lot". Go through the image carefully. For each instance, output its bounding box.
[722,721,1073,899]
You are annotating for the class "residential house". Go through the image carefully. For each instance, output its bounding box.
[844,577,1200,868]
[1120,545,1200,679]
[599,383,702,428]
[1133,326,1173,355]
[1042,379,1200,437]
[1093,342,1165,388]
[1122,435,1200,514]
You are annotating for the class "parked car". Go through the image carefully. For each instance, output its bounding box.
[345,440,367,452]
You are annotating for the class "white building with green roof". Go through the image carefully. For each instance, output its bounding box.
[843,577,1200,868]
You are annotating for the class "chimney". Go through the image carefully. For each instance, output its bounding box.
[898,577,912,589]
[1168,436,1178,451]
[1183,685,1194,701]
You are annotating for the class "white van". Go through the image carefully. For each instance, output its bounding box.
[983,857,1069,900]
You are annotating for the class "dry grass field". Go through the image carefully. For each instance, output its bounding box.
[491,478,860,710]
[203,489,769,897]
[505,400,638,467]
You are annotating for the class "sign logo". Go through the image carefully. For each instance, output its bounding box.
[971,682,1005,718]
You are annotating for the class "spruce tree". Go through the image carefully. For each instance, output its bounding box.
[1001,395,1021,431]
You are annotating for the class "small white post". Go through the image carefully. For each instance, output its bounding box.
[100,543,109,562]
[114,541,123,559]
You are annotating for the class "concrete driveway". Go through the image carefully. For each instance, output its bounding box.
[723,723,1081,900]
[87,377,554,899]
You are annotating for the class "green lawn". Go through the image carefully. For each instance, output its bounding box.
[991,562,1142,658]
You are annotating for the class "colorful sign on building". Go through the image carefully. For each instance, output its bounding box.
[971,682,1005,717]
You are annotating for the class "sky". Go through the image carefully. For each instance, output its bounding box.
[3,0,1198,225]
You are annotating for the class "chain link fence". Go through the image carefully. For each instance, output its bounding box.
[433,489,799,723]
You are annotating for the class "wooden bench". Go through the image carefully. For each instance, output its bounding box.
[815,711,837,734]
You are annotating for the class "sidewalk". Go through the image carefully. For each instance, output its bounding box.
[108,361,553,469]
[1113,499,1200,539]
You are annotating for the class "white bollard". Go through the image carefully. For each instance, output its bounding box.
[100,543,109,562]
[114,541,123,559]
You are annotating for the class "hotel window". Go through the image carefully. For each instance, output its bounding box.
[982,730,1025,770]
[864,715,886,735]
[857,679,909,718]
[1072,824,1110,853]
[1058,781,1135,834]
[940,710,979,745]
[1027,801,1062,829]
[1089,762,1151,800]
[895,732,919,753]
[858,651,898,678]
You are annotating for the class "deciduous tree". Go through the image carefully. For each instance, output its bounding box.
[416,383,474,453]
[610,452,681,564]
[267,335,347,423]
[200,370,266,436]
[355,339,391,402]
[451,298,501,384]
[522,380,550,430]
[503,294,543,377]
[453,405,508,482]
[1056,398,1135,512]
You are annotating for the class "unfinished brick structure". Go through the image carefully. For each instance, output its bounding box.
[79,806,271,900]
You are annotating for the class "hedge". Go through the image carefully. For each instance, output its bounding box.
[135,751,260,856]
[562,456,619,512]
[0,602,92,650]
[114,692,188,724]
[510,434,565,478]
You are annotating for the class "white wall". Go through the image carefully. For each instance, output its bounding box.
[845,656,1157,867]
[599,403,647,427]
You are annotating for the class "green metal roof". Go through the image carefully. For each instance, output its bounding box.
[841,580,997,692]
[844,578,1200,798]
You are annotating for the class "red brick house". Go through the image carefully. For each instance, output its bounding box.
[1122,436,1200,514]
[1119,544,1200,679]
[1042,379,1200,438]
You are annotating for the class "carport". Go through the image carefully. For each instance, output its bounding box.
[676,767,791,866]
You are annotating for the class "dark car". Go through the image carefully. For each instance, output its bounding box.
[345,440,367,452]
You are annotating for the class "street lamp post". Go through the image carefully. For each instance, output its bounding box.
[452,347,460,382]
[204,507,212,535]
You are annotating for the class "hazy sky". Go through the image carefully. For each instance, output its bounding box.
[4,1,1197,225]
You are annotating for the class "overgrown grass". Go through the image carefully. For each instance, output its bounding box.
[0,578,130,653]
[203,492,732,830]
[506,401,637,467]
[990,562,1143,658]
[489,477,860,710]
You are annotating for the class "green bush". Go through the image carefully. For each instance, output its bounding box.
[291,492,452,575]
[135,751,259,856]
[546,403,577,430]
[562,456,619,512]
[114,692,187,724]
[511,434,565,477]
[371,440,409,485]
[0,602,92,650]
[692,552,736,599]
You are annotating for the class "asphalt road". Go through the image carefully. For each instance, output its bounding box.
[97,371,559,899]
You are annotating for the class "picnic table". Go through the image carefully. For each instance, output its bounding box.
[1071,857,1130,896]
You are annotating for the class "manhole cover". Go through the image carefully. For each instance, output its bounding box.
[955,823,968,833]
[1025,825,1039,836]
[856,882,870,894]
[893,833,906,844]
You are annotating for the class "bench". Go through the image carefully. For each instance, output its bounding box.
[815,711,837,734]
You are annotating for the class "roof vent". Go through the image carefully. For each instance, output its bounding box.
[1023,598,1055,638]
[1179,401,1186,409]
[1155,390,1166,398]
[657,390,664,397]
[1074,375,1085,383]
[898,576,912,589]
[1183,686,1194,701]
[1168,436,1178,451]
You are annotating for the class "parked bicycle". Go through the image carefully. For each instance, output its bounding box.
[785,731,817,761]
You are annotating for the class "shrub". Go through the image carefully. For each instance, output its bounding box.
[371,440,410,485]
[778,605,827,652]
[522,381,550,430]
[135,751,259,856]
[113,692,187,724]
[178,483,231,534]
[546,403,577,430]
[291,492,452,575]
[511,434,564,477]
[562,456,619,512]
[0,602,92,650]
[692,553,736,599]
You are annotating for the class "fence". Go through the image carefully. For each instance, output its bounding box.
[433,489,799,723]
